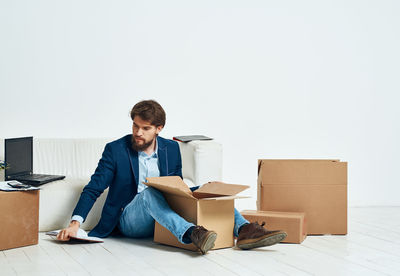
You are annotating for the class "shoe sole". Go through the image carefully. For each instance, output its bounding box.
[199,232,217,255]
[237,232,287,250]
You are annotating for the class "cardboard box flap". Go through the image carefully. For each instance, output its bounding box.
[200,195,249,201]
[145,176,195,199]
[193,182,249,199]
[258,159,341,174]
[258,159,347,186]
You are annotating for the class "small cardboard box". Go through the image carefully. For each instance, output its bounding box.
[0,190,39,250]
[257,159,347,235]
[241,210,307,244]
[146,176,249,251]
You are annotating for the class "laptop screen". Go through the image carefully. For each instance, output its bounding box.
[5,137,33,180]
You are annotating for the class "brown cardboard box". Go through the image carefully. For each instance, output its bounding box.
[241,210,307,243]
[0,190,39,250]
[146,176,249,251]
[257,159,347,235]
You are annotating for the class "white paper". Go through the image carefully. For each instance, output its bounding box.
[46,229,104,243]
[0,181,40,191]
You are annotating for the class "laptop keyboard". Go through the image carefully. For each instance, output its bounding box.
[18,174,55,180]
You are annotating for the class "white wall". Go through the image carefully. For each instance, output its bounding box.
[1,0,399,208]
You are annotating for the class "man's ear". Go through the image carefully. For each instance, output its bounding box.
[156,125,163,134]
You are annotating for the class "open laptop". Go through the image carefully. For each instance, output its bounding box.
[5,137,65,186]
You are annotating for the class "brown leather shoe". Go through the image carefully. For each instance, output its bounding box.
[237,222,287,250]
[190,226,217,254]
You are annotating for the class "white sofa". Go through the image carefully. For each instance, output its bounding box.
[0,138,222,231]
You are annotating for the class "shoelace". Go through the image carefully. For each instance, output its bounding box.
[255,221,266,227]
[192,226,207,241]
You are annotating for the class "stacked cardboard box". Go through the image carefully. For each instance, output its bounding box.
[256,159,347,235]
[0,190,39,250]
[241,210,307,244]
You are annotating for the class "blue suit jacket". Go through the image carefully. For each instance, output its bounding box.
[72,134,182,238]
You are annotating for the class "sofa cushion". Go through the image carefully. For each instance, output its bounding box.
[39,178,108,231]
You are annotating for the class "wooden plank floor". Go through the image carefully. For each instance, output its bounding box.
[2,207,400,276]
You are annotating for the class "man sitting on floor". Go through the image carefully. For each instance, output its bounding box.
[57,100,287,254]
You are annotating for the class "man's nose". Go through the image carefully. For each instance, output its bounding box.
[136,129,143,136]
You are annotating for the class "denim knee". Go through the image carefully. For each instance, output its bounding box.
[142,187,163,203]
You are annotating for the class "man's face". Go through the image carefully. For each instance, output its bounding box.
[131,116,163,152]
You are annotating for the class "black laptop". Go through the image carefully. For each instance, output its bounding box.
[5,137,65,186]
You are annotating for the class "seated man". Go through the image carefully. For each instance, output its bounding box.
[57,100,287,254]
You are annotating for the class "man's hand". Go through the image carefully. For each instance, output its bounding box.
[57,220,80,241]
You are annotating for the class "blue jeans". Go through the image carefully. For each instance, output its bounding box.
[118,187,249,244]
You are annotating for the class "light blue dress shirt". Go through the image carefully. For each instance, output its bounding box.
[71,141,160,225]
[137,142,160,193]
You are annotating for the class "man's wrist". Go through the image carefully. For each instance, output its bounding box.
[70,215,84,225]
[69,220,80,228]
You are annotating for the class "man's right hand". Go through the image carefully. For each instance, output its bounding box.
[57,220,80,241]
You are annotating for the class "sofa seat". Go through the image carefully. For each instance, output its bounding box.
[39,177,107,231]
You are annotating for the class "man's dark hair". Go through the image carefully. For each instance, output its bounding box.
[130,100,166,127]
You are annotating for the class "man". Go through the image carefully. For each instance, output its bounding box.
[57,100,287,254]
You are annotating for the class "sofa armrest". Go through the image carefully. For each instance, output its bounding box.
[179,140,223,187]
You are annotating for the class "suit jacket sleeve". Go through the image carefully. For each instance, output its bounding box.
[173,141,183,178]
[72,143,115,222]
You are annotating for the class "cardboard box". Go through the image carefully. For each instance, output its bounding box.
[146,176,249,251]
[257,159,347,235]
[0,190,39,250]
[241,210,307,243]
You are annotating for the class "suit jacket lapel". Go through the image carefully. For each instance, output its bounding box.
[127,146,139,186]
[157,136,168,176]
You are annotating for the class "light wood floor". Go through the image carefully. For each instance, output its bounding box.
[1,207,400,276]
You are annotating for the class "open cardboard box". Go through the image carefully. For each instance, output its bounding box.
[146,176,249,251]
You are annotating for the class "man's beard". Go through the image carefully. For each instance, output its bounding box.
[131,136,156,152]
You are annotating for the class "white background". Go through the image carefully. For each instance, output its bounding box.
[1,0,399,208]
